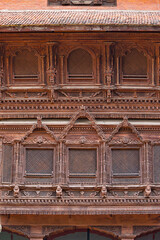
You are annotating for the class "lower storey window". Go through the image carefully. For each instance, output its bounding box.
[112,148,140,183]
[69,148,97,183]
[25,149,54,176]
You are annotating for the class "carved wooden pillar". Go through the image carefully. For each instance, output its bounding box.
[116,56,120,85]
[30,226,44,240]
[0,137,3,181]
[0,45,4,99]
[5,54,10,86]
[102,141,106,184]
[151,57,155,85]
[121,226,135,240]
[40,55,45,85]
[13,140,20,184]
[145,141,150,184]
[60,55,64,85]
[96,54,100,84]
[103,42,114,85]
[155,44,160,86]
[59,140,64,184]
[47,42,58,86]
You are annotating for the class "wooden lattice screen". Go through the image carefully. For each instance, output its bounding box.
[69,149,97,175]
[67,49,93,77]
[122,48,147,77]
[13,49,38,78]
[112,149,140,183]
[2,144,13,183]
[26,149,53,175]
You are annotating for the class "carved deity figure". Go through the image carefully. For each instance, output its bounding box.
[56,185,62,198]
[100,185,107,198]
[13,185,20,198]
[144,185,151,198]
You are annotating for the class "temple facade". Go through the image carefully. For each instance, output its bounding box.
[0,0,160,239]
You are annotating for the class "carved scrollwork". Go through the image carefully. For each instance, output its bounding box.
[21,117,58,144]
[60,106,106,141]
[107,116,143,144]
[115,42,154,57]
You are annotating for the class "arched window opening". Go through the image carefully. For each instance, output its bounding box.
[67,48,93,80]
[45,229,117,240]
[13,49,39,79]
[122,48,147,79]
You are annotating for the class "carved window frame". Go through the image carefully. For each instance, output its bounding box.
[65,144,100,185]
[109,145,143,184]
[59,45,100,85]
[21,144,56,184]
[5,46,46,86]
[115,43,154,86]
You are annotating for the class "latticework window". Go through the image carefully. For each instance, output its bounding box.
[13,49,38,79]
[67,49,93,80]
[2,144,13,183]
[69,149,97,183]
[26,149,53,176]
[112,149,140,183]
[122,48,147,78]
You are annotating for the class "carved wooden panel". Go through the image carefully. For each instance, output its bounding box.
[13,49,38,78]
[122,48,147,78]
[69,149,97,175]
[67,48,93,79]
[5,45,46,86]
[69,148,97,183]
[2,144,13,183]
[112,148,140,183]
[25,149,54,176]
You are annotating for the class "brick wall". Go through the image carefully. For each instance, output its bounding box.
[0,0,159,10]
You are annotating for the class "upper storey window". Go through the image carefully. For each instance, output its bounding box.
[67,48,93,81]
[122,48,147,79]
[13,49,38,80]
[5,45,46,86]
[115,44,154,86]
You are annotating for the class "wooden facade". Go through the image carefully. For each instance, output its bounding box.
[0,1,160,239]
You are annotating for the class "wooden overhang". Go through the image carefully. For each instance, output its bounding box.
[0,10,159,32]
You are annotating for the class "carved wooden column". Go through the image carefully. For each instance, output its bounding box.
[13,140,20,184]
[155,44,160,87]
[5,47,11,87]
[96,54,100,84]
[0,45,4,99]
[30,226,44,240]
[103,42,114,85]
[0,137,3,181]
[102,141,106,184]
[60,55,64,85]
[47,42,58,86]
[121,226,135,240]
